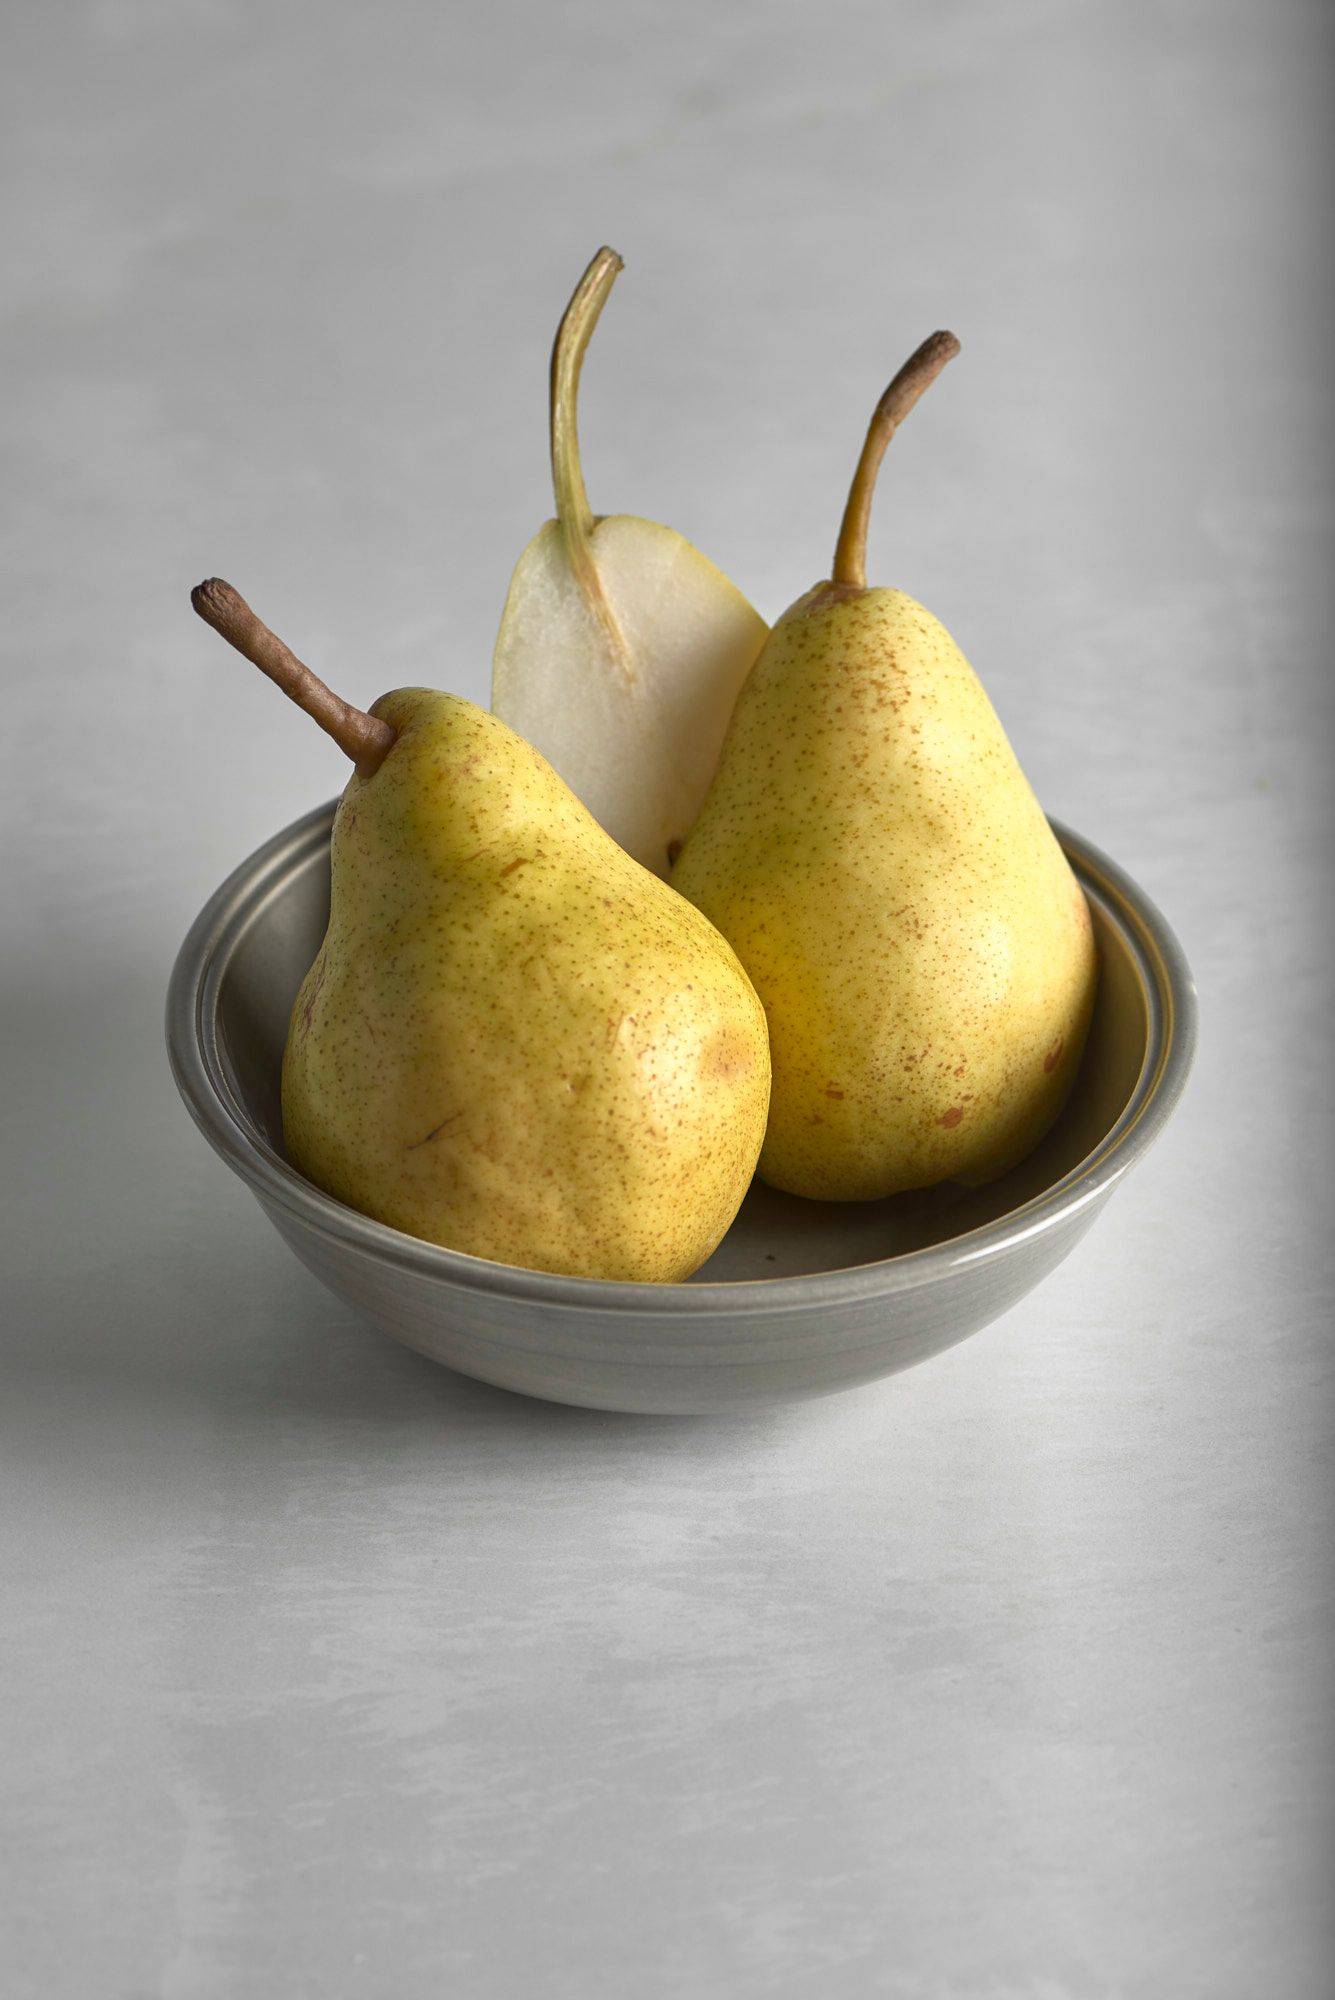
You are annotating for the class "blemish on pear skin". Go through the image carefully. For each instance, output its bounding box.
[1044,1037,1065,1073]
[408,1111,463,1150]
[825,1085,845,1099]
[938,1105,964,1129]
[705,1034,752,1083]
[297,956,328,1038]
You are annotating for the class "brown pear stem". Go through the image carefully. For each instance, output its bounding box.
[830,330,961,591]
[190,578,396,776]
[549,246,633,677]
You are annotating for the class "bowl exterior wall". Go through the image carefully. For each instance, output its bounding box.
[262,1192,1112,1414]
[168,802,1194,1416]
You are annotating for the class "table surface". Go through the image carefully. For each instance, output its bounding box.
[2,4,1331,1996]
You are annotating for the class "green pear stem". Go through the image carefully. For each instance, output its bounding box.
[190,578,396,776]
[830,330,961,592]
[549,246,634,677]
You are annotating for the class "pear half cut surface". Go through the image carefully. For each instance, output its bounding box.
[192,580,771,1283]
[672,335,1099,1202]
[492,248,767,877]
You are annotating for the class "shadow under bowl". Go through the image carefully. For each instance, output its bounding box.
[167,805,1196,1413]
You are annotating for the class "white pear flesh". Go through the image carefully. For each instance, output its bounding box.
[492,514,767,878]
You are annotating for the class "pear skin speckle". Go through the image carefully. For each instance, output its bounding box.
[282,693,771,1280]
[672,587,1099,1201]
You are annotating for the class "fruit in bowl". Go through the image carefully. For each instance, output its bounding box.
[187,247,1109,1290]
[190,581,769,1283]
[671,334,1098,1199]
[492,247,767,878]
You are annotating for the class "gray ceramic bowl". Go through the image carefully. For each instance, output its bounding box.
[167,803,1195,1414]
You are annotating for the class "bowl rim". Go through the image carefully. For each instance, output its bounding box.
[166,800,1196,1317]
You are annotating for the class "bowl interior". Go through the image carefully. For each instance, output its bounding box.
[208,821,1151,1283]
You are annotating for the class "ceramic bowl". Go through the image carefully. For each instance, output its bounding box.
[166,803,1195,1413]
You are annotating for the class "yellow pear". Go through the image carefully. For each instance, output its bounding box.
[492,248,767,878]
[672,335,1098,1201]
[192,579,770,1280]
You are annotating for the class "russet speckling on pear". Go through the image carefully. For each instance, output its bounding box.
[191,579,770,1282]
[671,333,1099,1202]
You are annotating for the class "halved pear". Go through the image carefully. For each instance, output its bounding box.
[491,248,767,878]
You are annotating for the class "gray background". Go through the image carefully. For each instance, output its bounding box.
[2,2,1331,1995]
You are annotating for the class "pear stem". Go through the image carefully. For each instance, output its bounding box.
[190,578,396,776]
[830,330,961,591]
[549,246,634,676]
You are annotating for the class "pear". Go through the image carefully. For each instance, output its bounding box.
[671,334,1098,1202]
[191,579,770,1281]
[491,247,767,878]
